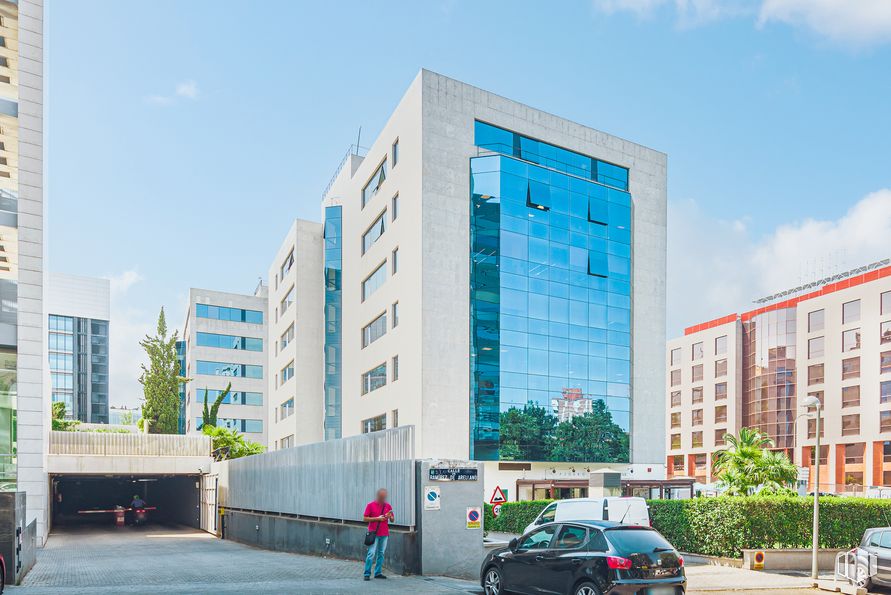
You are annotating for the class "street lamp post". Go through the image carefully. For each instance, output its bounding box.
[801,395,822,582]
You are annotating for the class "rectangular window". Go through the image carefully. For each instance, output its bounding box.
[692,387,703,404]
[808,363,824,385]
[392,302,399,328]
[670,347,681,367]
[845,443,865,464]
[692,432,703,448]
[882,351,891,375]
[843,328,861,352]
[715,405,727,423]
[842,414,860,436]
[715,429,726,446]
[692,364,703,382]
[279,286,295,318]
[882,381,891,404]
[391,409,399,428]
[362,312,387,348]
[361,362,387,395]
[670,391,681,407]
[692,342,703,361]
[882,412,891,433]
[882,321,891,345]
[392,193,399,221]
[670,434,681,449]
[361,159,387,208]
[808,336,824,359]
[196,361,262,379]
[670,369,681,387]
[279,398,294,419]
[715,335,728,356]
[362,210,387,254]
[362,262,387,301]
[281,249,295,279]
[808,309,824,333]
[280,324,294,351]
[281,361,295,384]
[200,389,262,406]
[843,300,861,324]
[391,247,399,275]
[196,304,263,324]
[670,412,681,428]
[715,382,727,400]
[809,446,828,465]
[196,332,262,352]
[362,414,387,434]
[842,385,860,408]
[883,291,891,315]
[842,357,860,380]
[715,359,727,377]
[807,417,824,439]
[392,355,399,381]
[391,138,399,167]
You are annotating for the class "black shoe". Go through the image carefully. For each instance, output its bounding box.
[374,574,387,579]
[363,576,370,581]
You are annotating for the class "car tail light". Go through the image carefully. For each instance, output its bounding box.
[678,556,684,567]
[607,556,633,570]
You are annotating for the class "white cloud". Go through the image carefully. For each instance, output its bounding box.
[593,0,891,45]
[144,80,200,106]
[108,269,144,297]
[668,189,891,336]
[759,0,891,47]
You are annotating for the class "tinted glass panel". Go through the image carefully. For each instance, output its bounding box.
[605,528,673,554]
[553,525,588,550]
[519,526,556,551]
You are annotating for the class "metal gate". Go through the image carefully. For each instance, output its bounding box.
[199,474,218,534]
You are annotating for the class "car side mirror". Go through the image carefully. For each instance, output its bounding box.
[509,538,518,551]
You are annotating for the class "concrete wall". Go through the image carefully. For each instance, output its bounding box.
[0,492,35,584]
[45,273,110,321]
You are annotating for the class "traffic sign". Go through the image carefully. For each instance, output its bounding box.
[489,486,507,505]
[493,504,502,517]
[424,486,441,510]
[466,506,482,529]
[753,550,765,570]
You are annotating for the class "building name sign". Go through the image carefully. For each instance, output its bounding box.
[428,468,478,481]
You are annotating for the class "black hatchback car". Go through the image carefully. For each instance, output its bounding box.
[480,520,686,595]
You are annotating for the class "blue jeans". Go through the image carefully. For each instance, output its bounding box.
[364,535,388,577]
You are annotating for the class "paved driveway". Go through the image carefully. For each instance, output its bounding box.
[12,525,481,594]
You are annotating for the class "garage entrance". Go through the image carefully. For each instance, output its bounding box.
[51,475,201,529]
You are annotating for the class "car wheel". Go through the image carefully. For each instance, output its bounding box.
[855,563,872,590]
[574,581,602,595]
[483,566,503,595]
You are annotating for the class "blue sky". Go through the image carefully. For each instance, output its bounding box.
[45,1,891,404]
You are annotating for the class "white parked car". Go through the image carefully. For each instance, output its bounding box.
[522,497,650,535]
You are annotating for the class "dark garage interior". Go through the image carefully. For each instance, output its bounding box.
[51,475,200,529]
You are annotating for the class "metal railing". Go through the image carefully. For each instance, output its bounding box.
[50,431,211,457]
[321,144,368,200]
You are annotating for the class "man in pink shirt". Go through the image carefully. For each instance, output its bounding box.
[362,488,394,580]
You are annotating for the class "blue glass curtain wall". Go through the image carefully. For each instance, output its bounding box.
[323,206,343,440]
[470,151,631,464]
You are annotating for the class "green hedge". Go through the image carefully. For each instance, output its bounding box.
[483,496,891,558]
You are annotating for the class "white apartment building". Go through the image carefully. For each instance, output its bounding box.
[266,219,324,450]
[320,70,668,499]
[667,261,891,493]
[182,286,268,445]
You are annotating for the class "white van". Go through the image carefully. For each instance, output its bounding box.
[522,497,649,535]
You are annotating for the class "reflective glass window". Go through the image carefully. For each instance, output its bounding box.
[362,209,387,254]
[843,300,861,324]
[362,262,387,301]
[362,160,387,208]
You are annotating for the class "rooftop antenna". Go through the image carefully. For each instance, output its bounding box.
[355,126,362,155]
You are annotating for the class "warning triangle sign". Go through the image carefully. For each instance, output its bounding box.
[489,486,507,505]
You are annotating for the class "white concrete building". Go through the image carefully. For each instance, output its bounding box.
[266,219,324,450]
[667,261,891,493]
[182,286,268,445]
[320,70,668,500]
[46,273,110,423]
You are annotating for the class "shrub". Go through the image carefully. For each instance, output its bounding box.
[484,500,554,534]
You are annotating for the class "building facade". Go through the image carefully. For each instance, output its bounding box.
[46,273,110,423]
[667,262,891,493]
[181,286,268,444]
[266,219,324,451]
[320,70,667,498]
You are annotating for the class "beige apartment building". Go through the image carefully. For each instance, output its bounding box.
[667,261,891,493]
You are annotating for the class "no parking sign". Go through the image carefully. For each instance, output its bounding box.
[466,506,482,529]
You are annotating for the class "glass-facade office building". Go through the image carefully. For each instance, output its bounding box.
[323,205,343,440]
[48,314,110,423]
[470,121,632,463]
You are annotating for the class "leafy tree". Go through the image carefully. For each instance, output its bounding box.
[51,402,79,432]
[551,400,630,463]
[712,427,798,495]
[202,425,265,460]
[201,383,231,428]
[499,403,555,461]
[119,410,135,426]
[138,308,189,434]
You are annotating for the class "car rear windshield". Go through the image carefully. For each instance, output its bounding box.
[605,528,673,554]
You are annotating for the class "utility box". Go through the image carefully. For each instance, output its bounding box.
[0,492,36,585]
[415,460,484,579]
[588,470,622,497]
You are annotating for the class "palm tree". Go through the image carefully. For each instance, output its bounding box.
[713,428,797,495]
[757,449,799,490]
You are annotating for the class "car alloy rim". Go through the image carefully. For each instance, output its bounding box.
[484,569,500,595]
[856,565,868,587]
[577,587,597,595]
